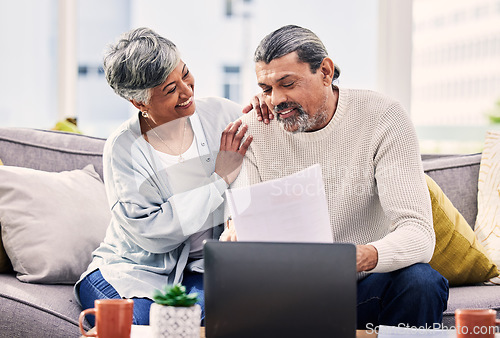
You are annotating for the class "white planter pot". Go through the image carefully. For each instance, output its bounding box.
[150,303,201,338]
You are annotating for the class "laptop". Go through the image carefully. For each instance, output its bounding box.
[203,241,356,338]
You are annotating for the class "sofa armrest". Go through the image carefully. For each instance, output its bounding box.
[0,128,105,180]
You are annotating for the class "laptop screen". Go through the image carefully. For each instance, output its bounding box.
[204,241,357,338]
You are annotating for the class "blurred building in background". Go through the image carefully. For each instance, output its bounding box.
[412,0,500,152]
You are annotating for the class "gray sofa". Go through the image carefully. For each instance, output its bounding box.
[0,127,499,337]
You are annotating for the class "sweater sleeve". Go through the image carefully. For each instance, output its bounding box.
[106,136,228,254]
[367,102,435,273]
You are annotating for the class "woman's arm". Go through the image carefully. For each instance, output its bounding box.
[111,173,229,253]
[105,120,252,254]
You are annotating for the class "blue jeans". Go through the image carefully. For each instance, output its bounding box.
[78,269,205,326]
[357,263,449,330]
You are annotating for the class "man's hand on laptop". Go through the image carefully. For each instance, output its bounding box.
[220,218,238,241]
[356,245,378,272]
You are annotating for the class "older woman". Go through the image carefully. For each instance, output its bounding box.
[74,27,252,325]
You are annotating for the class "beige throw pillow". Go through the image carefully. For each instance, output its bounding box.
[475,130,500,284]
[0,158,13,273]
[0,165,110,283]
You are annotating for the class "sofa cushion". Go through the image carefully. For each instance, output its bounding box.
[0,157,13,273]
[0,273,89,337]
[475,131,500,284]
[423,154,481,229]
[426,175,498,286]
[0,165,110,284]
[443,285,500,327]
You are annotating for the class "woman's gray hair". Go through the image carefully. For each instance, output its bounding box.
[103,27,181,104]
[254,25,340,81]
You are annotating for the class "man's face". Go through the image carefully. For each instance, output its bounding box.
[255,52,330,133]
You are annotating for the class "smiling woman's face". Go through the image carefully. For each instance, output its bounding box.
[143,60,196,124]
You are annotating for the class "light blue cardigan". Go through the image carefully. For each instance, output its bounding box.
[75,97,241,302]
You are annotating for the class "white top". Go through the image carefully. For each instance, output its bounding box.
[155,137,213,259]
[229,87,435,278]
[74,97,241,302]
[154,135,198,166]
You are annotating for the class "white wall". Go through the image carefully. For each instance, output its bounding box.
[131,0,379,105]
[76,0,132,137]
[377,0,413,113]
[0,0,380,137]
[0,0,58,129]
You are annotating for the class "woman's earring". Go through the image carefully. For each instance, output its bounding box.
[141,111,149,118]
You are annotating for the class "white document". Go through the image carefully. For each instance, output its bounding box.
[377,325,500,337]
[377,325,457,337]
[131,325,152,337]
[226,164,333,243]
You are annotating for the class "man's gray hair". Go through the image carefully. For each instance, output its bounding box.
[103,27,181,104]
[254,25,340,80]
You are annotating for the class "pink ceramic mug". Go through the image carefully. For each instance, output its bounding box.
[455,309,500,338]
[79,299,134,338]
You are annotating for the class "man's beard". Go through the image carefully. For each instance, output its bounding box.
[274,102,328,133]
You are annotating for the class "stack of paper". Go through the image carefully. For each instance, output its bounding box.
[226,164,333,243]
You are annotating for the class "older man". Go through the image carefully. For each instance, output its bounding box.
[222,25,448,329]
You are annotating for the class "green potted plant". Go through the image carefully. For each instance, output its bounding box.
[150,284,201,338]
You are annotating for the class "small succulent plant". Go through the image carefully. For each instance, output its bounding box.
[152,284,198,307]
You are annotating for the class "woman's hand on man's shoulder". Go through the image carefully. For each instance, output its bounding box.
[242,93,274,124]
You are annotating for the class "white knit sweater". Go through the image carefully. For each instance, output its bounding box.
[230,87,435,274]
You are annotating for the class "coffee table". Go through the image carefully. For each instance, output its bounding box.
[199,328,375,337]
[150,326,374,337]
[82,326,375,337]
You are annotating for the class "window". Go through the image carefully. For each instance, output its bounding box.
[222,65,241,103]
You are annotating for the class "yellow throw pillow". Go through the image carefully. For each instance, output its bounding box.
[0,158,14,273]
[426,174,498,286]
[475,131,500,284]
